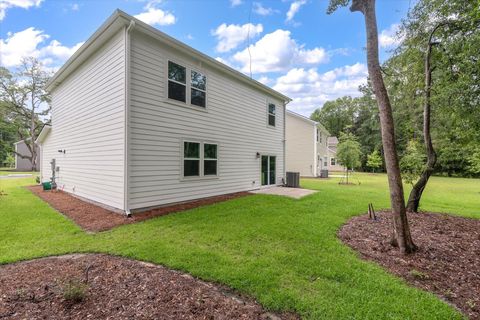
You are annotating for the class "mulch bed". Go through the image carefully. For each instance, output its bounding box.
[0,254,297,320]
[27,186,250,232]
[339,211,480,320]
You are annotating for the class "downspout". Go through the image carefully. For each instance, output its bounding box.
[124,20,135,217]
[283,100,289,185]
[313,124,317,177]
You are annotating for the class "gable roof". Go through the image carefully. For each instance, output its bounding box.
[46,9,291,103]
[286,110,317,125]
[35,125,52,144]
[327,136,339,145]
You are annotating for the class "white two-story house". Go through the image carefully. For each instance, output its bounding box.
[36,10,290,215]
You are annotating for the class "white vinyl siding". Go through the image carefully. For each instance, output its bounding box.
[285,112,316,177]
[39,29,126,210]
[128,31,284,210]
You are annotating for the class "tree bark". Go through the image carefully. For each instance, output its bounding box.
[406,24,444,212]
[351,0,417,253]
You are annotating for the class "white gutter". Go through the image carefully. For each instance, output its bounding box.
[283,100,290,184]
[123,20,135,216]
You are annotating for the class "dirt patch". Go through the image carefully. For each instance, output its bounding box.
[27,185,250,232]
[339,211,480,319]
[0,254,297,320]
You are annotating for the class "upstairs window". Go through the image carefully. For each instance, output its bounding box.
[316,129,319,142]
[268,103,276,127]
[168,61,186,103]
[191,70,206,108]
[168,61,207,109]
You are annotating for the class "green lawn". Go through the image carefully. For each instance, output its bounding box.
[1,173,478,319]
[0,169,36,175]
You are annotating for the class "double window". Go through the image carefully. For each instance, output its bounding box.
[268,103,276,127]
[168,61,206,108]
[183,141,218,178]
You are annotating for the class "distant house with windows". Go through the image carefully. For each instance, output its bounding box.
[35,10,290,215]
[285,111,344,177]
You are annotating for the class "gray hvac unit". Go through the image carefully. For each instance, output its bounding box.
[286,172,300,188]
[320,169,329,178]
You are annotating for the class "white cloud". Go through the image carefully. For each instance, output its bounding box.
[286,0,306,22]
[0,0,42,20]
[212,23,263,53]
[0,27,83,69]
[274,63,368,115]
[253,2,275,16]
[230,0,242,7]
[71,3,79,11]
[134,2,176,26]
[256,76,271,85]
[379,23,403,48]
[232,29,328,73]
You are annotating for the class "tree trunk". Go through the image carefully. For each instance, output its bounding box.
[351,0,417,253]
[406,24,443,212]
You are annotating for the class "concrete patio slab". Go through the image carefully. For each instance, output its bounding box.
[251,186,317,199]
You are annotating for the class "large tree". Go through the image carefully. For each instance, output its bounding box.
[310,96,358,137]
[328,0,417,253]
[0,58,51,171]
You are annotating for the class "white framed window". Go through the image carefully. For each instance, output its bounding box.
[318,130,322,143]
[267,103,276,127]
[182,141,218,178]
[203,143,217,175]
[168,60,207,109]
[183,141,200,177]
[168,61,186,103]
[323,156,328,167]
[331,158,336,166]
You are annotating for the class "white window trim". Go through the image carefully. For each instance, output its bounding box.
[330,157,336,166]
[267,101,276,128]
[181,139,219,181]
[166,59,208,111]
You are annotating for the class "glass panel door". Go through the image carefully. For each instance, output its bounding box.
[261,155,276,186]
[269,156,276,185]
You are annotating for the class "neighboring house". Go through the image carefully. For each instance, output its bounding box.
[326,136,345,172]
[14,140,39,171]
[285,111,344,177]
[36,10,290,215]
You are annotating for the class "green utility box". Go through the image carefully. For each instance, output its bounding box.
[42,181,52,191]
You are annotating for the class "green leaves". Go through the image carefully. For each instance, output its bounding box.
[337,132,362,170]
[400,140,426,185]
[326,0,350,14]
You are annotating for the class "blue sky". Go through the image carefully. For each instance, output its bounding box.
[0,0,413,116]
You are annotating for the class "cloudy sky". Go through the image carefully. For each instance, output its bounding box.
[0,0,411,116]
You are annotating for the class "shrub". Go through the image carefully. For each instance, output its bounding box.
[62,279,88,303]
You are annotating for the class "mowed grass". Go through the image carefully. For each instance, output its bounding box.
[1,173,478,319]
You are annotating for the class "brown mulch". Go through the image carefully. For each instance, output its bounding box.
[27,185,250,232]
[0,254,297,320]
[339,211,480,320]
